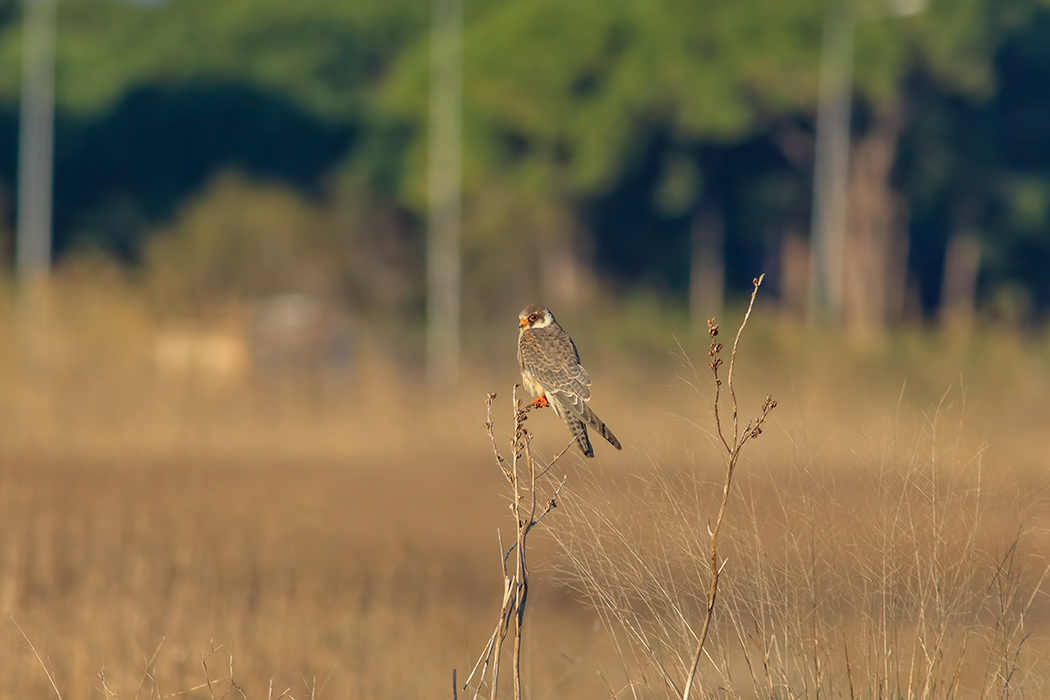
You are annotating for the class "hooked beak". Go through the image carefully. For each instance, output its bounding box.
[519,317,528,328]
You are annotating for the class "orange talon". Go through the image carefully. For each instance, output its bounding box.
[528,395,549,409]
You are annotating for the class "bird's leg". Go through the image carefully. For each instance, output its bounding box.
[527,395,549,410]
[517,394,549,420]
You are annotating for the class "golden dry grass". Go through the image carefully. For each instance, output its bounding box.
[556,411,1050,697]
[1,271,1050,698]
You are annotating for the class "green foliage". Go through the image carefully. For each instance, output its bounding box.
[0,0,427,118]
[0,0,1049,319]
[385,0,827,205]
[654,153,702,216]
[382,0,1020,215]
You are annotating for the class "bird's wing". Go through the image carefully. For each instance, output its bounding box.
[520,327,592,415]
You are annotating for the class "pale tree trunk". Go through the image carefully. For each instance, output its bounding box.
[425,0,463,387]
[536,204,593,311]
[808,3,854,325]
[690,208,725,328]
[539,236,589,311]
[779,231,809,318]
[842,104,909,339]
[0,195,11,268]
[940,230,981,334]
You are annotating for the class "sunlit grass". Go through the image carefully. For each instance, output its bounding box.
[1,265,1049,697]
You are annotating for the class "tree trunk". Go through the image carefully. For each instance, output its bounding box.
[536,204,593,311]
[690,207,725,328]
[807,3,854,326]
[425,0,463,387]
[779,231,809,318]
[940,232,981,334]
[842,104,909,339]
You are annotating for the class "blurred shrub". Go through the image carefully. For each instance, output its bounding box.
[143,173,343,316]
[330,180,423,324]
[142,172,428,372]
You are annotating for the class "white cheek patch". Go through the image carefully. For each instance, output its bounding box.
[532,316,552,329]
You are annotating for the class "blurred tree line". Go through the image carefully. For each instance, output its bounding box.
[0,0,1048,332]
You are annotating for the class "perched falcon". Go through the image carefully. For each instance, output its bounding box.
[517,304,622,458]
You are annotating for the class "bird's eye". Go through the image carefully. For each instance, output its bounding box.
[529,314,538,322]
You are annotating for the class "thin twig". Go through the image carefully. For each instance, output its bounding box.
[10,616,63,700]
[535,438,576,480]
[225,654,248,700]
[201,642,223,700]
[486,393,512,481]
[707,319,731,455]
[135,636,166,700]
[159,679,232,699]
[511,385,529,700]
[727,274,764,442]
[98,668,115,700]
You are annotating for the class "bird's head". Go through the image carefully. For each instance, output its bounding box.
[519,305,554,329]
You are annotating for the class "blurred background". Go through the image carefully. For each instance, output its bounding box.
[1,0,1050,697]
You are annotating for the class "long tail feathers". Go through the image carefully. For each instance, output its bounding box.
[565,406,621,458]
[551,394,622,457]
[586,407,622,451]
[566,416,595,458]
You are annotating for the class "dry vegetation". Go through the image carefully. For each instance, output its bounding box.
[1,266,1050,699]
[557,392,1049,698]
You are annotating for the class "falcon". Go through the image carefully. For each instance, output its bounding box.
[517,304,622,458]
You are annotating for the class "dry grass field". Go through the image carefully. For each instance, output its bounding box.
[1,274,1050,698]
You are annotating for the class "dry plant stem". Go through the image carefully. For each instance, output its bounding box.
[10,616,63,700]
[682,275,774,700]
[202,646,218,700]
[227,654,248,700]
[134,636,166,700]
[200,642,241,700]
[511,415,529,699]
[99,669,114,700]
[266,679,294,700]
[461,388,568,700]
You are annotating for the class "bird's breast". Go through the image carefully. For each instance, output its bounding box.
[520,368,546,399]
